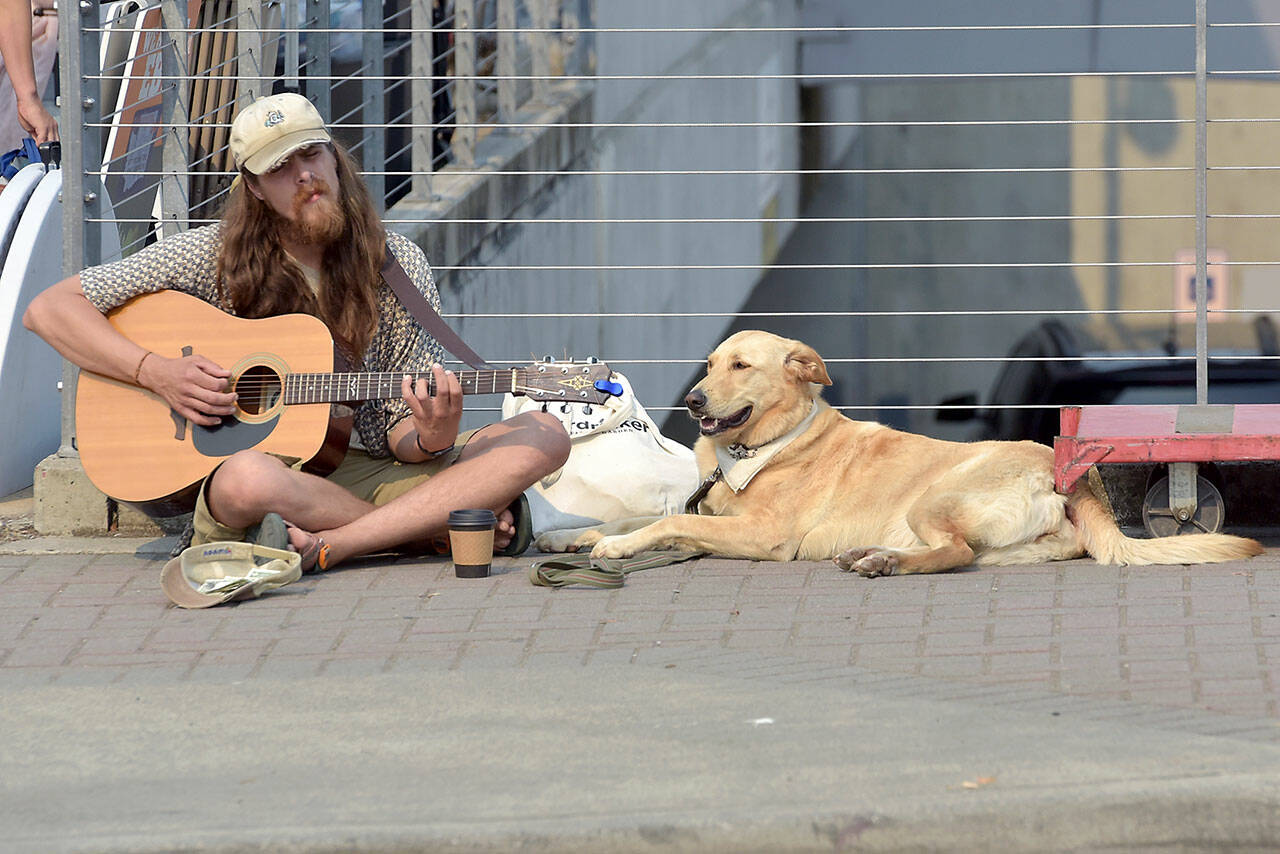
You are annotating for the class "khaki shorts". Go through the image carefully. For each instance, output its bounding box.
[190,429,477,546]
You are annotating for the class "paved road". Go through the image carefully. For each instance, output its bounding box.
[2,535,1279,852]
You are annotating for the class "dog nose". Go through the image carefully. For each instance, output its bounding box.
[685,389,707,412]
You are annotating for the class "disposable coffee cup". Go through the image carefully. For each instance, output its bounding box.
[448,509,497,578]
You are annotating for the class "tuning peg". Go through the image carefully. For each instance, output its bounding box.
[542,355,554,363]
[586,356,598,364]
[583,405,592,414]
[540,402,547,412]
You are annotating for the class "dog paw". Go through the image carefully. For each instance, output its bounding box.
[835,547,898,578]
[834,547,873,571]
[536,528,603,553]
[591,535,637,560]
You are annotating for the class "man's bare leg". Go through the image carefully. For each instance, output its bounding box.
[206,411,569,563]
[205,460,524,551]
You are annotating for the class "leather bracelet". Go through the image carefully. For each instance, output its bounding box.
[132,350,153,385]
[416,433,454,459]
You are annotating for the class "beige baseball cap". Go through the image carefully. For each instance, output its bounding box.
[160,541,302,609]
[229,92,332,175]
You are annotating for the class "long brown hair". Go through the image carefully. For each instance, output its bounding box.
[216,142,385,359]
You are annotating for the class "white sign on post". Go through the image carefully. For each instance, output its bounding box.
[1173,248,1229,321]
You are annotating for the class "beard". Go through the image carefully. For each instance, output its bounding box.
[275,178,345,245]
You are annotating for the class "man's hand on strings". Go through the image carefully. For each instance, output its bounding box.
[403,363,462,457]
[137,353,235,426]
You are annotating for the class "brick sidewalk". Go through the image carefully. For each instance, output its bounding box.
[1,547,1276,719]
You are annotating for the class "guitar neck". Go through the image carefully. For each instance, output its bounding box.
[284,369,518,404]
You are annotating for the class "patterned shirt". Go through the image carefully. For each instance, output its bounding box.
[79,224,445,458]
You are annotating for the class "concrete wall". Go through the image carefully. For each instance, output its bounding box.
[1071,76,1280,337]
[802,0,1280,77]
[394,0,803,430]
[659,112,867,447]
[854,78,1083,437]
[795,0,1280,439]
[30,0,805,533]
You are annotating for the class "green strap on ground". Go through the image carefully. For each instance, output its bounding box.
[528,551,702,588]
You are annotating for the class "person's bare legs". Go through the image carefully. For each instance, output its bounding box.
[205,411,569,564]
[205,457,524,552]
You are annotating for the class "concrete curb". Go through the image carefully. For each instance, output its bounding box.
[13,791,1280,854]
[0,535,175,557]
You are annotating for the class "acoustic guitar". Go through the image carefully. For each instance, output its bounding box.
[75,290,620,514]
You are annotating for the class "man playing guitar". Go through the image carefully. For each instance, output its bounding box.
[24,93,570,571]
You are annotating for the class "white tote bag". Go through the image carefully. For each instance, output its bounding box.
[502,372,700,537]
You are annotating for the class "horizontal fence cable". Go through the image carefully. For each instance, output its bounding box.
[67,5,1280,433]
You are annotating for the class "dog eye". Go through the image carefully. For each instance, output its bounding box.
[732,361,749,370]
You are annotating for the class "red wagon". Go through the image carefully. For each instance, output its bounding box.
[1054,404,1280,536]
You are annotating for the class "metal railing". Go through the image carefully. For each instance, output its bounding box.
[50,1,1280,452]
[58,0,587,256]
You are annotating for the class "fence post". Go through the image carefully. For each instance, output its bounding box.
[361,0,385,210]
[56,0,104,457]
[497,0,515,126]
[283,0,299,90]
[529,0,551,102]
[453,0,476,166]
[560,0,581,76]
[306,0,332,120]
[160,0,190,238]
[236,0,265,101]
[1194,0,1208,405]
[410,0,436,197]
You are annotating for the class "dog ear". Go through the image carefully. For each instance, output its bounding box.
[785,343,832,386]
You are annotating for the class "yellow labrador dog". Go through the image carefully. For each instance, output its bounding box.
[537,330,1262,576]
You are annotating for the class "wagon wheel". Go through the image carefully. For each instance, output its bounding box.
[1141,474,1225,537]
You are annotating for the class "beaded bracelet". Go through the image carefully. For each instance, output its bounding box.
[132,350,154,385]
[416,433,455,459]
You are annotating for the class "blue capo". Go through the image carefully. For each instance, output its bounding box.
[594,378,624,398]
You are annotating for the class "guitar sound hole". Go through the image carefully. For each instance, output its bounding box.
[235,366,282,416]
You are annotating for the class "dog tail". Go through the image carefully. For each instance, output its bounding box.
[1067,486,1262,566]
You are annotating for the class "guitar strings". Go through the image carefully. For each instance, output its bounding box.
[226,379,567,401]
[223,370,601,401]
[226,371,526,395]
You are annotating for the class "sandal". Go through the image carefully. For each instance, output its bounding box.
[281,520,331,572]
[246,512,289,554]
[495,493,533,557]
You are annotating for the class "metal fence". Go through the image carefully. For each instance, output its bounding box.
[59,0,587,255]
[52,0,1280,451]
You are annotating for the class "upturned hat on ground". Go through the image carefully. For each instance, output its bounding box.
[160,541,302,609]
[229,92,331,175]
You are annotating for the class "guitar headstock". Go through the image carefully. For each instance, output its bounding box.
[517,360,622,403]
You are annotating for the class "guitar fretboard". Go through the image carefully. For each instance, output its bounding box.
[284,370,519,404]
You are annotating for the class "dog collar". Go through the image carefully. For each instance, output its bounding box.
[713,401,819,493]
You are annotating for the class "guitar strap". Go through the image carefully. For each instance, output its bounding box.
[380,250,494,370]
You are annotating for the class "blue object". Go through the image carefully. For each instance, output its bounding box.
[594,379,624,398]
[0,138,42,180]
